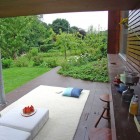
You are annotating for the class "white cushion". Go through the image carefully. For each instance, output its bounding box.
[0,106,49,139]
[0,125,31,140]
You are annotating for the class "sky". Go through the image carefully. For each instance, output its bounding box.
[43,11,108,31]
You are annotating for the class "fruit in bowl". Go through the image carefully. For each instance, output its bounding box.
[23,105,35,114]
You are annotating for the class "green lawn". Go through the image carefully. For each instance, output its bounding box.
[3,67,51,94]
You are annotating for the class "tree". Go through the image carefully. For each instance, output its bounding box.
[69,26,79,33]
[0,16,52,58]
[39,28,56,52]
[54,30,76,59]
[78,28,86,39]
[51,18,70,34]
[0,17,30,59]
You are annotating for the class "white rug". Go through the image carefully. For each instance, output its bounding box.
[1,85,90,140]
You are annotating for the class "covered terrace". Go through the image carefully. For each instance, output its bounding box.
[0,1,140,140]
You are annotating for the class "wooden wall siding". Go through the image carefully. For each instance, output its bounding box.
[126,9,140,77]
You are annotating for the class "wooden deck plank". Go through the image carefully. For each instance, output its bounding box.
[74,87,111,140]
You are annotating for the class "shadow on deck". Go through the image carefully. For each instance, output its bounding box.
[0,66,111,140]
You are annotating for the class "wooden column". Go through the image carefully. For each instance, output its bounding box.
[107,11,121,54]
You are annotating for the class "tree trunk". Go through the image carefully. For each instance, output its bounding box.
[64,45,67,60]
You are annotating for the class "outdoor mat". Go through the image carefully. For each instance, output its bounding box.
[1,85,90,140]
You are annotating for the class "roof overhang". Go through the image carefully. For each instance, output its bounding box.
[0,0,140,18]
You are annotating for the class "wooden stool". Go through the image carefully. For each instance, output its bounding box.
[88,127,112,140]
[94,94,111,127]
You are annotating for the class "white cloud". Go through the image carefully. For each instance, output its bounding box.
[43,11,108,31]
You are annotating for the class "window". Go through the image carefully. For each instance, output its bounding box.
[119,11,129,60]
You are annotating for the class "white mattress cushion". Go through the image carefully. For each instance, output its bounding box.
[0,125,31,140]
[0,106,49,139]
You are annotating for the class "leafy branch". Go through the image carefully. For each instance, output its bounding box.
[119,18,140,40]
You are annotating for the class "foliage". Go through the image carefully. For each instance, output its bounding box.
[3,67,51,94]
[67,53,89,66]
[78,29,86,39]
[0,16,53,59]
[54,31,70,59]
[69,26,79,33]
[29,48,39,56]
[51,18,70,34]
[2,58,13,68]
[60,60,70,70]
[38,28,56,52]
[26,48,39,61]
[58,58,109,82]
[40,44,55,52]
[54,30,89,59]
[0,16,29,59]
[14,57,29,67]
[0,16,108,84]
[69,26,86,38]
[32,55,44,66]
[42,59,57,68]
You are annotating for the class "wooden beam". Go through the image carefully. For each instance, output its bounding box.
[0,0,139,17]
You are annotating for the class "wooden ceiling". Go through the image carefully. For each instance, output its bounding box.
[0,0,140,18]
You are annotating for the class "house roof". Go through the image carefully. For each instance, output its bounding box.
[0,0,140,18]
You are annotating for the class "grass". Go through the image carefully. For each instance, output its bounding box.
[3,67,51,94]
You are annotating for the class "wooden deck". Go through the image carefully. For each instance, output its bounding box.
[0,66,111,140]
[73,87,111,140]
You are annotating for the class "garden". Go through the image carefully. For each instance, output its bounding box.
[0,15,109,94]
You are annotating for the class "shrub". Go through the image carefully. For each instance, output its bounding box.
[60,61,70,71]
[39,61,48,67]
[30,48,38,56]
[67,53,89,66]
[25,48,39,61]
[2,58,13,68]
[67,56,79,66]
[14,57,29,67]
[40,59,57,68]
[78,53,89,64]
[32,56,44,66]
[58,58,109,82]
[46,59,57,68]
[26,52,32,61]
[40,44,55,52]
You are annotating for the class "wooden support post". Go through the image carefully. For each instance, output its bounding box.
[108,10,121,54]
